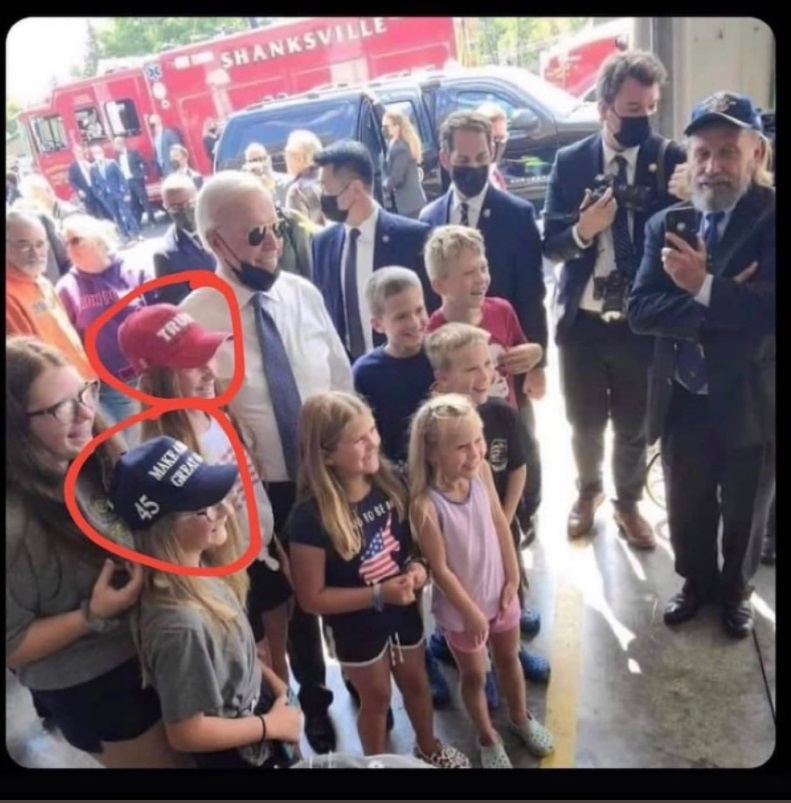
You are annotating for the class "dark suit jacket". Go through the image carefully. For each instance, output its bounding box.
[543,132,686,343]
[117,148,147,180]
[311,208,437,348]
[153,127,185,176]
[628,184,775,450]
[153,224,217,305]
[90,161,129,203]
[420,185,548,364]
[68,161,92,196]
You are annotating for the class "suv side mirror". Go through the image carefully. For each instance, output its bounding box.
[509,108,540,135]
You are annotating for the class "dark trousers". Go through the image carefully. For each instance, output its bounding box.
[662,385,775,603]
[128,177,154,226]
[558,312,652,508]
[102,194,139,239]
[515,389,542,520]
[267,481,333,716]
[85,191,113,221]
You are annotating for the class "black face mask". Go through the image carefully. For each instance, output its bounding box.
[171,207,196,233]
[208,127,218,135]
[320,183,352,224]
[170,159,183,170]
[218,234,280,292]
[451,165,489,199]
[613,114,652,148]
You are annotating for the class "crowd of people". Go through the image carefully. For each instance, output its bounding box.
[5,49,775,770]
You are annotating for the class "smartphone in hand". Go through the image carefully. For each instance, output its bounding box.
[665,208,699,249]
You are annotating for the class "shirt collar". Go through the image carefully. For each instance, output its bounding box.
[452,184,488,211]
[345,206,379,239]
[602,141,639,172]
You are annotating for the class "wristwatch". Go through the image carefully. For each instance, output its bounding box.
[80,600,121,634]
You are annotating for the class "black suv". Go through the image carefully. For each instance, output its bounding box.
[215,65,601,211]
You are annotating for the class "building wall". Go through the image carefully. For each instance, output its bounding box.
[635,17,774,140]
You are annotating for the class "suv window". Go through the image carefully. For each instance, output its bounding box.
[216,97,359,172]
[455,89,519,120]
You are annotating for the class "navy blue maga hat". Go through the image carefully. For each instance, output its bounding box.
[684,91,764,136]
[107,436,238,530]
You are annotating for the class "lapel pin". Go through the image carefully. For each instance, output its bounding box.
[382,234,390,243]
[648,163,657,173]
[482,208,491,219]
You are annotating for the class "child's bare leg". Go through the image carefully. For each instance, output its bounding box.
[344,653,392,755]
[448,642,497,745]
[489,625,527,727]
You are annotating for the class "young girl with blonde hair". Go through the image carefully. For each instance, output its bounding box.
[106,435,303,768]
[288,390,470,768]
[408,393,554,768]
[117,304,293,685]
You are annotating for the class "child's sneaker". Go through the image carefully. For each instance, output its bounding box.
[425,647,451,707]
[519,605,541,637]
[478,734,512,768]
[484,669,500,710]
[508,711,555,757]
[518,646,550,683]
[414,739,471,768]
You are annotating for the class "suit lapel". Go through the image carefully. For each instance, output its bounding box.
[477,185,496,237]
[711,186,766,277]
[441,191,453,225]
[586,133,605,192]
[373,210,392,269]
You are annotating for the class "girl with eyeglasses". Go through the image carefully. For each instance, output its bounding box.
[107,435,303,769]
[56,214,155,442]
[117,304,293,688]
[6,336,189,768]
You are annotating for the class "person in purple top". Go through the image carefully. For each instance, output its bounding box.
[56,214,154,442]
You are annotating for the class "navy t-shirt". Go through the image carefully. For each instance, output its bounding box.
[478,397,529,534]
[287,486,416,641]
[352,346,434,468]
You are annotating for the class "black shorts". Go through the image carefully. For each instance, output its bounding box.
[247,559,293,642]
[30,658,161,754]
[330,604,424,666]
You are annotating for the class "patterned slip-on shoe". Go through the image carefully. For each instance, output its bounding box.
[509,711,555,758]
[478,735,513,768]
[414,740,471,768]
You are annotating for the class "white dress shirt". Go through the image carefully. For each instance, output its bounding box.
[180,269,354,482]
[450,185,488,229]
[576,142,639,313]
[118,150,132,180]
[79,161,92,187]
[340,206,378,354]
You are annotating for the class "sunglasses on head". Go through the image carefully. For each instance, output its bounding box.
[247,219,286,246]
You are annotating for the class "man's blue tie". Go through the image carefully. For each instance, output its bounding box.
[675,210,725,394]
[344,227,366,360]
[611,155,637,275]
[251,293,301,480]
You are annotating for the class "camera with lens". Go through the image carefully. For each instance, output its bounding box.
[590,173,653,212]
[593,270,631,323]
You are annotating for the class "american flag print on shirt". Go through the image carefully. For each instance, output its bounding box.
[358,512,401,585]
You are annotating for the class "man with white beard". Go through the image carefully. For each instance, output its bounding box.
[628,92,775,638]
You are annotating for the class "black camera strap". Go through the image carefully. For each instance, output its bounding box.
[655,137,670,194]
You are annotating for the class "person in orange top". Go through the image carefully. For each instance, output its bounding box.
[6,210,95,380]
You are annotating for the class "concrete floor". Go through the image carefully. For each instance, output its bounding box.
[5,236,776,769]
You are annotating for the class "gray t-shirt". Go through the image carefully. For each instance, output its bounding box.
[5,485,137,691]
[138,577,269,766]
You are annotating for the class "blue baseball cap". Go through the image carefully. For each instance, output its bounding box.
[107,436,238,530]
[684,91,764,136]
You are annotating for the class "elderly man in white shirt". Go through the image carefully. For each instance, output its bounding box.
[180,170,352,755]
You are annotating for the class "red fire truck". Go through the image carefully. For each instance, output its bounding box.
[17,16,459,203]
[540,18,633,99]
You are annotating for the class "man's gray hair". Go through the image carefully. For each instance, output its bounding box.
[195,170,270,255]
[161,172,198,200]
[6,209,45,238]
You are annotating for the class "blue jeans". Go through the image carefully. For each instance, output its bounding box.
[99,380,140,446]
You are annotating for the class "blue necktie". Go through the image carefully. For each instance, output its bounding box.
[611,155,637,275]
[675,211,725,394]
[344,228,365,360]
[251,293,301,480]
[459,201,469,226]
